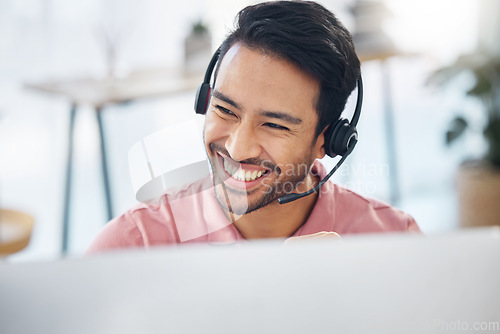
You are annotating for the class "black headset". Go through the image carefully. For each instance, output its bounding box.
[195,47,363,204]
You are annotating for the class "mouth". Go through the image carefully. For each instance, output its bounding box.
[223,159,269,181]
[216,153,271,189]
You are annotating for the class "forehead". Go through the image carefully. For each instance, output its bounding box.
[214,43,320,124]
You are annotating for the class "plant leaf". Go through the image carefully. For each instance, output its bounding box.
[484,117,500,167]
[445,116,468,145]
[467,67,492,96]
[426,65,462,87]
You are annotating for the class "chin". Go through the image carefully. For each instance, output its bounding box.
[213,182,281,216]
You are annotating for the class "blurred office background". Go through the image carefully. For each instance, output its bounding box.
[0,0,498,260]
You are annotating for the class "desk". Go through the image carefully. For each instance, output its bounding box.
[25,68,201,253]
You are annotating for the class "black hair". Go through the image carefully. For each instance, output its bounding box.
[215,0,361,138]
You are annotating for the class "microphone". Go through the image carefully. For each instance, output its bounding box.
[277,140,356,205]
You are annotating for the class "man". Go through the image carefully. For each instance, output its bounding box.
[87,1,419,253]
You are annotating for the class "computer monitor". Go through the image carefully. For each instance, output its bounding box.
[1,228,499,334]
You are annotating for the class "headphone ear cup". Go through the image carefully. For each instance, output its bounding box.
[194,83,211,115]
[323,120,342,157]
[334,123,358,156]
[324,118,358,157]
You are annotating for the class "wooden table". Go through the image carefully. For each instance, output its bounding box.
[0,209,34,256]
[25,68,201,254]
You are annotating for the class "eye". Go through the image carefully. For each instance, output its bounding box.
[214,105,236,117]
[265,122,290,131]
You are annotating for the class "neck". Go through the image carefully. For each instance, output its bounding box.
[231,174,320,239]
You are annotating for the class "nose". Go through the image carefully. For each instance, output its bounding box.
[225,122,262,162]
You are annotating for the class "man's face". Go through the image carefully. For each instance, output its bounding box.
[203,43,325,215]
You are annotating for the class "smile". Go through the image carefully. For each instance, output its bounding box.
[223,158,268,182]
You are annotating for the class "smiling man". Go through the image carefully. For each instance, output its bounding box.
[87,1,419,254]
[205,42,328,239]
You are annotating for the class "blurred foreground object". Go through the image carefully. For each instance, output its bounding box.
[0,209,34,256]
[428,49,500,228]
[0,229,499,333]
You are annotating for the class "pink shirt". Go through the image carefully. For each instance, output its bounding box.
[87,161,420,253]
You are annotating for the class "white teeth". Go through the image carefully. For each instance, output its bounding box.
[223,159,267,181]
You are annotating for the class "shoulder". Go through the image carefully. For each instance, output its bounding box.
[87,199,187,255]
[313,182,420,234]
[86,204,149,254]
[86,176,220,254]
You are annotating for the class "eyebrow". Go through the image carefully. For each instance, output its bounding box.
[212,89,303,125]
[212,90,241,109]
[260,111,303,125]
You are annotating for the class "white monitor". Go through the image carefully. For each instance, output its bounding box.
[1,228,499,334]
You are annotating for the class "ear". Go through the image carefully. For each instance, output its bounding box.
[313,127,328,160]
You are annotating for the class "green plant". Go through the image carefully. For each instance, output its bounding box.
[191,20,209,35]
[428,48,500,168]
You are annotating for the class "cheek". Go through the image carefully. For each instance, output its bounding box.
[272,136,316,169]
[203,114,216,142]
[203,112,228,145]
[265,140,288,162]
[265,139,301,169]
